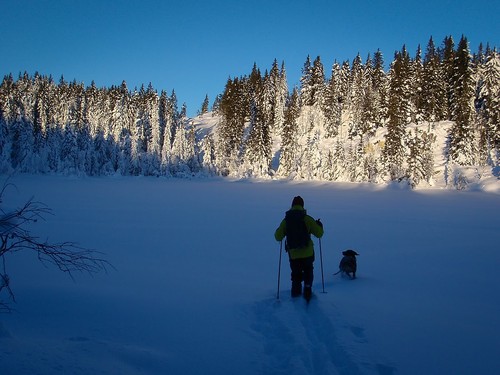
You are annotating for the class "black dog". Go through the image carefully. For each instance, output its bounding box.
[338,249,359,279]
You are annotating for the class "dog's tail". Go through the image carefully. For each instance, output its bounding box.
[333,270,341,275]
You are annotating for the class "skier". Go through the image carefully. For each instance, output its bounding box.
[275,196,324,301]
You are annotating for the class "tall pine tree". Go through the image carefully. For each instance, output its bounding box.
[278,87,300,177]
[383,47,412,180]
[449,35,477,164]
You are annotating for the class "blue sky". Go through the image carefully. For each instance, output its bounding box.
[1,0,498,117]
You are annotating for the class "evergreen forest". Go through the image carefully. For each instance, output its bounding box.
[1,35,499,188]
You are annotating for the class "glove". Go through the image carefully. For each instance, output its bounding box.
[316,219,323,228]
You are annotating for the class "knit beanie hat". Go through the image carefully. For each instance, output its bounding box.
[292,196,304,207]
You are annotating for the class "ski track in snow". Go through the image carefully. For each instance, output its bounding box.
[250,295,396,375]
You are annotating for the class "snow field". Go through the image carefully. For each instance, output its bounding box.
[1,174,499,374]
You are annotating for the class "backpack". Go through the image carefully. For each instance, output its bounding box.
[284,209,310,250]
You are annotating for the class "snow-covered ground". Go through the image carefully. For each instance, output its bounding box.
[1,174,499,374]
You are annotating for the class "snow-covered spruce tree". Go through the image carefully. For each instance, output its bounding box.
[106,82,134,174]
[167,90,181,155]
[49,76,70,134]
[0,130,8,174]
[345,142,364,182]
[322,62,342,138]
[399,45,415,121]
[34,74,50,123]
[330,139,347,181]
[128,88,144,175]
[90,130,105,175]
[278,62,289,125]
[118,128,133,175]
[277,87,300,178]
[300,55,313,107]
[266,59,288,139]
[406,128,436,186]
[215,77,247,176]
[243,97,272,177]
[211,94,222,114]
[169,122,187,176]
[199,132,216,175]
[74,124,92,175]
[0,74,15,127]
[247,63,262,113]
[351,51,388,140]
[32,74,50,152]
[92,131,117,176]
[412,44,425,124]
[476,51,500,154]
[363,143,380,183]
[158,90,172,146]
[4,75,38,173]
[422,36,448,122]
[68,81,85,133]
[44,126,62,172]
[82,81,101,139]
[294,56,328,180]
[345,140,379,183]
[9,117,34,172]
[296,128,318,180]
[127,84,161,176]
[0,75,14,173]
[370,49,388,130]
[60,123,79,174]
[310,56,326,108]
[441,36,456,119]
[473,42,487,65]
[347,53,365,139]
[337,60,352,139]
[382,47,413,180]
[12,73,36,126]
[300,55,326,108]
[136,84,153,175]
[448,35,477,165]
[0,115,9,173]
[200,94,210,115]
[260,70,273,138]
[159,90,173,175]
[67,81,91,175]
[358,54,379,138]
[144,84,162,176]
[170,120,199,177]
[84,81,105,174]
[295,105,327,180]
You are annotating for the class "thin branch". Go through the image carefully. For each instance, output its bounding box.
[0,180,112,312]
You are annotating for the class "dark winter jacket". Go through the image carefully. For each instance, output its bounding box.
[274,205,324,260]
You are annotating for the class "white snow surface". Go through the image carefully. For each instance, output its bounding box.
[1,174,500,375]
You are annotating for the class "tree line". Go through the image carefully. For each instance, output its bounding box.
[0,76,199,176]
[212,35,499,186]
[0,35,499,187]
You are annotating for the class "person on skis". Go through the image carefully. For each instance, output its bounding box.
[274,196,324,301]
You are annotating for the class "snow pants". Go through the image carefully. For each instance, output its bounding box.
[289,256,314,296]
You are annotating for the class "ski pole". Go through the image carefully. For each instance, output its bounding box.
[277,240,283,300]
[319,238,326,293]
